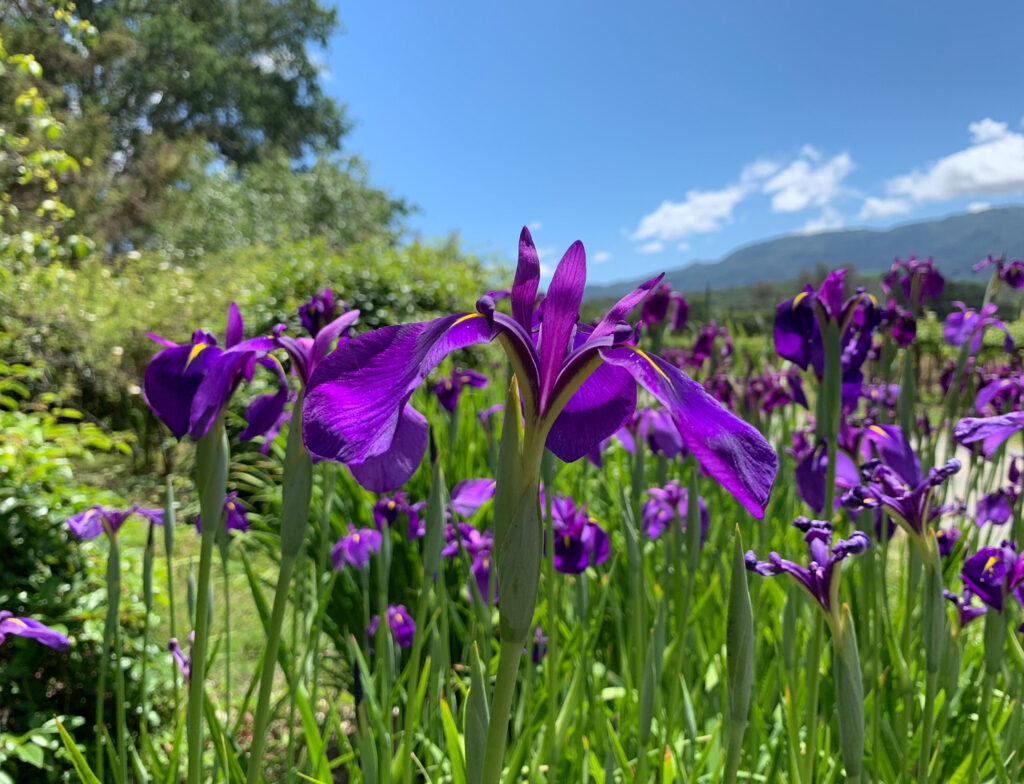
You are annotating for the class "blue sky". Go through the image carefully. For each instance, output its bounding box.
[326,1,1024,285]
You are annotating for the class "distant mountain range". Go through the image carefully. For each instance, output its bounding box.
[584,206,1024,300]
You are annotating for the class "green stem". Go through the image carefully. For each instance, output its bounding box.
[802,613,824,784]
[480,638,525,784]
[246,400,312,784]
[188,416,229,784]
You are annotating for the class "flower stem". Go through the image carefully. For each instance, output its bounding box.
[802,612,824,784]
[246,400,312,784]
[188,416,229,784]
[481,637,525,784]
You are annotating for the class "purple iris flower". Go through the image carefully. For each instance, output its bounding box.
[67,504,164,540]
[195,491,249,534]
[881,299,917,348]
[935,527,962,557]
[976,375,1023,416]
[641,481,709,542]
[645,408,686,459]
[169,633,195,681]
[954,412,1024,458]
[881,253,944,306]
[974,254,1024,290]
[442,522,497,603]
[774,269,881,408]
[303,227,777,516]
[943,589,986,628]
[546,494,609,574]
[0,611,70,650]
[331,527,382,570]
[943,302,1014,354]
[639,282,672,327]
[689,320,732,369]
[670,293,689,332]
[372,491,424,538]
[368,605,416,649]
[144,303,286,441]
[791,438,860,515]
[276,309,360,388]
[299,288,341,337]
[961,542,1024,612]
[433,367,489,412]
[527,626,548,663]
[745,518,870,615]
[976,490,1015,527]
[844,456,961,538]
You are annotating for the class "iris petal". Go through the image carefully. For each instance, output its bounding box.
[537,241,587,409]
[512,227,541,331]
[303,313,499,468]
[600,345,777,518]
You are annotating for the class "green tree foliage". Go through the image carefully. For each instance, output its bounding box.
[0,1,94,264]
[153,150,408,256]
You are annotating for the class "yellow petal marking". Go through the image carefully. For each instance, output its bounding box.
[394,613,405,624]
[7,618,27,628]
[869,425,889,438]
[352,532,360,543]
[451,313,484,328]
[984,555,1000,574]
[627,345,671,384]
[793,291,810,308]
[185,342,209,369]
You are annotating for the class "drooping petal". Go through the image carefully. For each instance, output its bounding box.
[0,616,70,650]
[144,342,222,439]
[67,506,106,540]
[348,406,430,492]
[238,356,290,442]
[774,295,815,369]
[955,413,1024,458]
[303,313,499,468]
[189,349,256,440]
[450,479,498,517]
[545,360,636,463]
[601,345,777,517]
[537,241,587,409]
[512,227,541,331]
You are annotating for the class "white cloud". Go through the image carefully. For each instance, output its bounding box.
[639,241,665,254]
[676,241,690,252]
[801,206,844,234]
[592,250,612,264]
[632,185,748,243]
[740,159,781,183]
[888,118,1024,201]
[859,197,912,220]
[969,118,1009,144]
[528,220,543,231]
[631,155,783,246]
[764,150,855,213]
[968,201,991,213]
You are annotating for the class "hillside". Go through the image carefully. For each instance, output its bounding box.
[585,206,1024,299]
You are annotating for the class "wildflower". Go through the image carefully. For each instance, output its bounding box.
[169,633,195,681]
[433,367,488,412]
[774,269,881,407]
[299,288,342,337]
[276,309,360,388]
[372,491,425,539]
[943,302,1014,354]
[954,412,1024,458]
[449,478,497,517]
[881,253,944,306]
[368,605,416,649]
[639,282,672,327]
[943,589,986,628]
[195,491,249,534]
[670,293,689,332]
[547,494,609,574]
[331,528,382,570]
[67,504,164,540]
[973,254,1024,290]
[641,481,709,542]
[0,612,70,650]
[935,527,963,557]
[303,227,777,515]
[745,517,870,615]
[144,303,286,441]
[961,542,1024,612]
